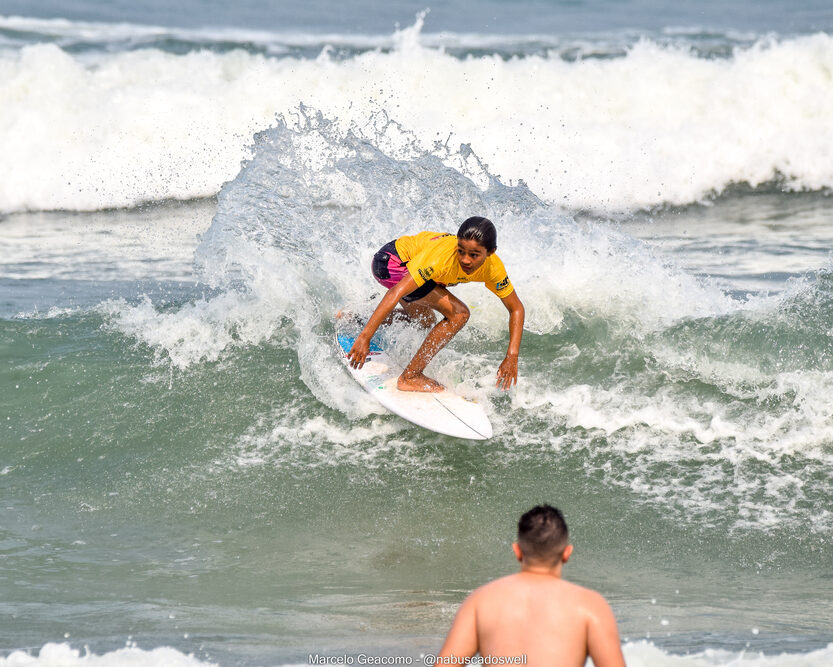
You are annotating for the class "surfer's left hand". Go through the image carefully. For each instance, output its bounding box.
[496,354,518,390]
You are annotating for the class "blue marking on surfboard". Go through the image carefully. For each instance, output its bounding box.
[337,334,384,355]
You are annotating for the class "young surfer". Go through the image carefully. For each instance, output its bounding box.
[347,216,524,392]
[437,505,626,667]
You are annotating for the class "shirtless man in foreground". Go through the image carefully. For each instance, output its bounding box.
[438,505,626,667]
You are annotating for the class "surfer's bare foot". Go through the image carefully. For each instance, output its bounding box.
[397,372,444,393]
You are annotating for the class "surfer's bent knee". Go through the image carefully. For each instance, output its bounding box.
[450,302,470,328]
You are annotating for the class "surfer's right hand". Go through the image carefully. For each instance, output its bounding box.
[347,336,370,368]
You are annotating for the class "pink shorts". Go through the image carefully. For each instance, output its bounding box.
[371,240,437,302]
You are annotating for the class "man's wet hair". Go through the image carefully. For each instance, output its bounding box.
[517,505,570,563]
[457,216,497,252]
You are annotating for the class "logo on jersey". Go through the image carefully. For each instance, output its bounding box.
[495,276,510,291]
[418,267,435,281]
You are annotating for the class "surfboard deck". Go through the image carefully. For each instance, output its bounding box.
[335,317,493,440]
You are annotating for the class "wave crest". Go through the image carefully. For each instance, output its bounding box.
[3,27,833,213]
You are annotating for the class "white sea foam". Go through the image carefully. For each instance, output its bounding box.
[512,365,833,456]
[7,640,831,667]
[507,359,833,530]
[0,642,214,666]
[228,404,450,472]
[100,292,287,369]
[3,17,833,213]
[621,640,833,666]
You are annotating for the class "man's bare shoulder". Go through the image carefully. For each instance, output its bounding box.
[557,577,608,597]
[562,580,614,610]
[471,574,612,611]
[465,573,519,599]
[536,577,612,610]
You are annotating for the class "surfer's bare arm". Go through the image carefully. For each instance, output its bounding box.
[496,290,524,390]
[347,274,420,368]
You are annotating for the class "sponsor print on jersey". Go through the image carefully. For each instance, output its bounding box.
[418,266,435,281]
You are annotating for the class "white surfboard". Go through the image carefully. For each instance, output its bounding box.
[335,317,493,440]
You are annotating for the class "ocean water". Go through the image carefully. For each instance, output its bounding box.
[2,1,833,665]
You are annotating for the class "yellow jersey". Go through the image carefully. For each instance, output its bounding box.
[394,231,514,299]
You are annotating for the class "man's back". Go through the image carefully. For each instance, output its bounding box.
[471,573,619,667]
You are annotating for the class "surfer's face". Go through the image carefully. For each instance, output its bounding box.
[456,238,492,274]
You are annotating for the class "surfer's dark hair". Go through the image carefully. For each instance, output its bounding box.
[517,505,569,562]
[457,216,497,252]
